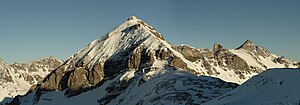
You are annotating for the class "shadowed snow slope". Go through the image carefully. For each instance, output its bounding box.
[203,68,300,105]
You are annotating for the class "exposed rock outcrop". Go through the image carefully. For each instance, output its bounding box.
[172,45,201,62]
[213,43,224,53]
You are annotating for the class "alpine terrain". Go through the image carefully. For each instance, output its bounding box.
[0,57,62,104]
[6,16,300,105]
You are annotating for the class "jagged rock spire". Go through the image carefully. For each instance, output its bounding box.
[213,43,224,53]
[236,40,256,50]
[236,40,271,57]
[242,40,254,46]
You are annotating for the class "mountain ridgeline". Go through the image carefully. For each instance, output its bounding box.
[5,16,300,105]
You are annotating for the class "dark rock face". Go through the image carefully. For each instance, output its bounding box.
[88,63,105,86]
[172,45,201,62]
[201,49,214,59]
[273,56,288,64]
[67,67,89,91]
[128,46,155,70]
[38,45,158,96]
[1,72,13,83]
[170,56,188,70]
[224,55,249,71]
[256,47,270,57]
[23,75,35,84]
[215,50,250,71]
[40,67,67,91]
[39,60,107,95]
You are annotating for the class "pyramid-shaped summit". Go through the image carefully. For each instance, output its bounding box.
[39,16,176,94]
[236,40,256,50]
[64,15,167,69]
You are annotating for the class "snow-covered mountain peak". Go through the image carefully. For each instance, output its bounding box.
[235,40,271,57]
[127,15,139,20]
[65,15,167,70]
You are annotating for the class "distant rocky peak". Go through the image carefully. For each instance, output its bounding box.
[236,40,271,58]
[236,40,256,50]
[243,40,254,46]
[39,56,61,62]
[25,56,61,65]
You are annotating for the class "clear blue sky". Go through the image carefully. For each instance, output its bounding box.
[0,0,299,63]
